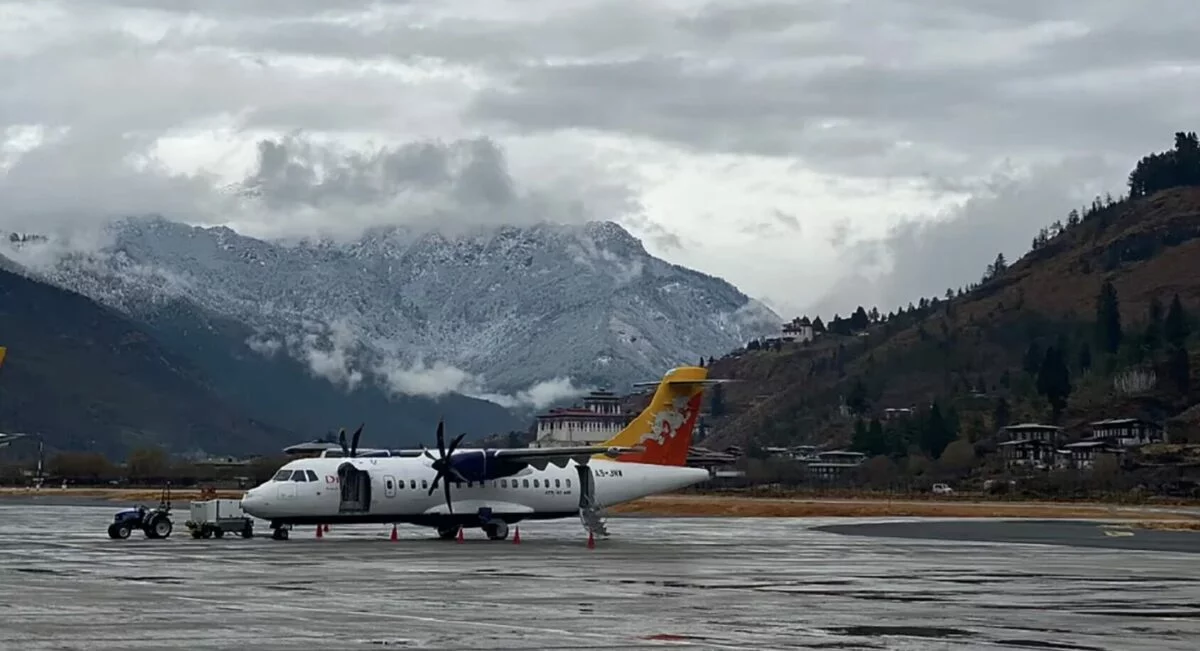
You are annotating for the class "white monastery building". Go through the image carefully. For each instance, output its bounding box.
[530,390,632,447]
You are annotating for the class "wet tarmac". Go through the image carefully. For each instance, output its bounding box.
[2,504,1199,650]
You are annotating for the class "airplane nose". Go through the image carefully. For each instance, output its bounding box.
[240,489,266,515]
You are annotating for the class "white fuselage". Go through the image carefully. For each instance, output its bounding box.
[240,456,709,527]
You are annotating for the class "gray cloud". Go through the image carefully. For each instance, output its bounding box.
[2,0,1196,314]
[805,154,1128,318]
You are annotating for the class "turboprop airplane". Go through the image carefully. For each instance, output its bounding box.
[240,365,722,541]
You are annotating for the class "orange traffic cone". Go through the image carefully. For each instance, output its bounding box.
[587,530,595,549]
[512,526,521,544]
[390,524,398,541]
[315,524,323,539]
[456,527,464,543]
[323,523,330,533]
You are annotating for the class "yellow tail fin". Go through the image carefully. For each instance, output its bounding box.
[599,366,712,466]
[0,347,6,370]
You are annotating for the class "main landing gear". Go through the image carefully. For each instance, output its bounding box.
[434,519,510,541]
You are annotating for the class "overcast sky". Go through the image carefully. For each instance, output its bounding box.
[2,0,1198,319]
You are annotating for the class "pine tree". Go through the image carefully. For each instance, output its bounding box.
[992,397,1011,430]
[1023,341,1043,375]
[1167,345,1191,396]
[1144,296,1164,352]
[709,383,726,417]
[846,378,868,415]
[1078,342,1093,372]
[1036,346,1072,419]
[868,418,887,457]
[853,419,870,452]
[920,402,955,459]
[1095,281,1123,354]
[1165,294,1190,347]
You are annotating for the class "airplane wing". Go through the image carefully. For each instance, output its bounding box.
[490,445,640,468]
[384,444,640,468]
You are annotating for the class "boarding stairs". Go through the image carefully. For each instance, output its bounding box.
[577,480,609,538]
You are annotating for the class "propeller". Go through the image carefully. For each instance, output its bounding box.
[337,424,365,457]
[422,419,467,514]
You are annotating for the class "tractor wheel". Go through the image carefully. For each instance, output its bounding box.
[145,515,173,539]
[108,523,131,540]
[241,521,254,539]
[213,528,225,539]
[201,527,213,539]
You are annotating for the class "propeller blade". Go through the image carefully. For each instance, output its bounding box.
[338,428,349,456]
[442,473,453,515]
[350,424,363,457]
[436,420,446,459]
[427,472,441,496]
[446,432,466,457]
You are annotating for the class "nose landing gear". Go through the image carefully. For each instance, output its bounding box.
[269,522,291,540]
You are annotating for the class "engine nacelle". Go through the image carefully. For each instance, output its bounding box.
[448,449,525,482]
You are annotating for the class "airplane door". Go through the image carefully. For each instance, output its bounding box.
[384,475,396,498]
[575,464,596,510]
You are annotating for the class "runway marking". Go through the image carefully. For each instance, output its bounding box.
[171,595,761,650]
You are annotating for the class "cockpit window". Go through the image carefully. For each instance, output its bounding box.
[291,470,308,482]
[306,470,319,482]
[272,470,292,481]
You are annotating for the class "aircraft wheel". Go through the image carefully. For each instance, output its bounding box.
[484,521,509,541]
[435,526,458,540]
[271,527,289,541]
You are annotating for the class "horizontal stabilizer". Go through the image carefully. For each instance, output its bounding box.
[631,378,737,389]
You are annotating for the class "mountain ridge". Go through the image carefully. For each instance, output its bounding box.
[5,217,781,407]
[0,262,298,458]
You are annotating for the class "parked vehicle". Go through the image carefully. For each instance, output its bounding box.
[108,484,174,539]
[186,498,254,539]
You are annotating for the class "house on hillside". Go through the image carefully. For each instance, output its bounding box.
[997,423,1062,469]
[882,407,915,421]
[1087,418,1165,447]
[780,317,815,343]
[806,450,866,481]
[1060,440,1124,470]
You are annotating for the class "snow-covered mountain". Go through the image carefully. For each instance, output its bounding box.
[6,218,781,408]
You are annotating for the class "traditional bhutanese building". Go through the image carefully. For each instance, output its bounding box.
[530,390,632,447]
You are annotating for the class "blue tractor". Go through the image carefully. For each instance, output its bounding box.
[107,483,174,540]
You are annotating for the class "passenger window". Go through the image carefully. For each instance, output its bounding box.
[468,481,473,488]
[522,479,529,488]
[566,479,571,488]
[455,481,462,489]
[410,480,417,489]
[421,480,428,489]
[534,479,540,488]
[385,479,393,490]
[555,479,561,488]
[306,470,319,482]
[501,479,507,488]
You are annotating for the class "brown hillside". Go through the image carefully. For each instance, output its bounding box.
[705,186,1200,451]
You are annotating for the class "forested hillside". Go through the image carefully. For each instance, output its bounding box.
[704,132,1200,479]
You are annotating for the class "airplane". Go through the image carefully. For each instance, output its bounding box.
[240,365,724,541]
